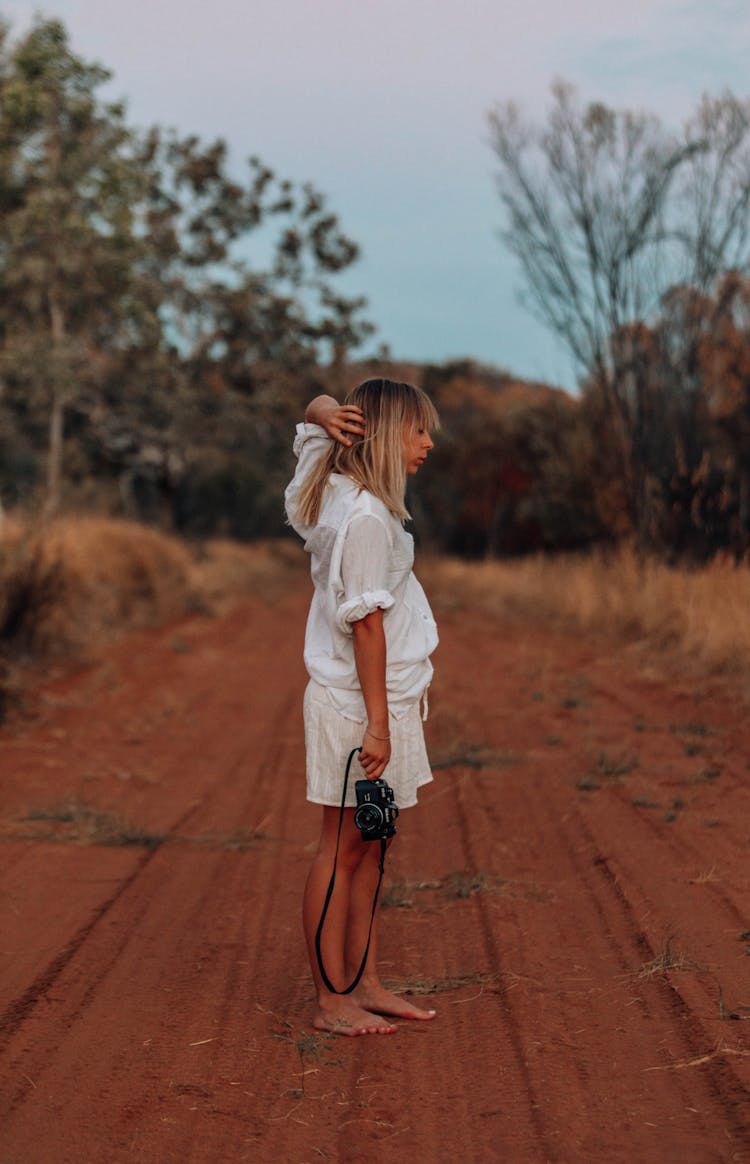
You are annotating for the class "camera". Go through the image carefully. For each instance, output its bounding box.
[353,778,399,841]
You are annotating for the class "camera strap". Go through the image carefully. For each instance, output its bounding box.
[314,746,387,996]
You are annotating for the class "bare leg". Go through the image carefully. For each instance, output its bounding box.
[302,806,397,1036]
[347,840,437,1022]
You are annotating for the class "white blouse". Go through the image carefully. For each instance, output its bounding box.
[285,423,438,722]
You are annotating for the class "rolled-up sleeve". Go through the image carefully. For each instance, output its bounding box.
[335,514,395,632]
[292,422,329,462]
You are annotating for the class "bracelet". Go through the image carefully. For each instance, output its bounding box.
[365,728,391,741]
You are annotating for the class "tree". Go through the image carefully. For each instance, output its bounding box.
[698,274,750,552]
[0,18,373,520]
[634,274,750,556]
[0,18,149,514]
[488,83,750,549]
[415,361,603,556]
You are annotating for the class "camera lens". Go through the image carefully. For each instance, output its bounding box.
[354,804,383,832]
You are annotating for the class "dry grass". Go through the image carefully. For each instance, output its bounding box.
[0,515,194,656]
[637,934,702,978]
[384,972,500,996]
[18,800,165,848]
[422,547,750,677]
[190,537,306,607]
[0,516,305,659]
[0,515,306,715]
[4,517,750,708]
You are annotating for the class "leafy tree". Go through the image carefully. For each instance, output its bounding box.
[0,18,149,514]
[0,18,373,521]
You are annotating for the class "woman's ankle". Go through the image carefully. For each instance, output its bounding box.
[350,971,381,991]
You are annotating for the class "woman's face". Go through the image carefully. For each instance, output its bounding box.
[403,424,435,475]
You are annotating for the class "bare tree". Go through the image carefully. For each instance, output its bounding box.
[488,82,750,543]
[682,95,750,288]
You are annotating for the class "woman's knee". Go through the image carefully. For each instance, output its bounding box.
[338,841,369,873]
[314,816,366,870]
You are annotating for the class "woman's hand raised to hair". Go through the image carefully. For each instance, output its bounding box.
[305,395,365,447]
[359,728,391,781]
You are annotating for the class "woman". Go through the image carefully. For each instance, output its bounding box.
[285,378,440,1037]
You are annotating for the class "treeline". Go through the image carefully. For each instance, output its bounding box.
[2,22,750,562]
[0,18,373,533]
[412,335,750,560]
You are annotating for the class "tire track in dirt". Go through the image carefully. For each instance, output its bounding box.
[459,768,749,1161]
[0,705,259,1046]
[2,587,750,1162]
[561,800,750,1149]
[568,795,750,1113]
[0,700,290,1048]
[0,594,313,1160]
[589,779,749,946]
[449,757,556,1160]
[1,821,170,1044]
[566,661,750,1034]
[414,610,750,1162]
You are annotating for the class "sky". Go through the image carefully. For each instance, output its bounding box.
[5,0,750,390]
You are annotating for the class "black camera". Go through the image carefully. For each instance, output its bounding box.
[353,778,399,841]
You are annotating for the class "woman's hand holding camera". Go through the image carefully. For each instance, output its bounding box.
[351,609,390,781]
[359,727,391,781]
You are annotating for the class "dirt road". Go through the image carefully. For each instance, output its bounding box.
[1,576,749,1163]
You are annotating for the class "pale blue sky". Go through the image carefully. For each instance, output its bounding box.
[5,0,750,389]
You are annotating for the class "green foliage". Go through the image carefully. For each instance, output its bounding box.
[0,16,372,523]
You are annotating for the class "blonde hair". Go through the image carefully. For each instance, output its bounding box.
[294,378,439,526]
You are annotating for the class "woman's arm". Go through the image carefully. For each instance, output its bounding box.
[305,395,365,447]
[351,608,391,780]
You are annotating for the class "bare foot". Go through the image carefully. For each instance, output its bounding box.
[352,983,437,1021]
[312,999,398,1037]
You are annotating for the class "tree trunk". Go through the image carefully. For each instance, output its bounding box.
[44,289,66,518]
[45,385,64,517]
[739,465,750,557]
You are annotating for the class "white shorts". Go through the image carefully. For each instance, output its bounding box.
[303,679,433,809]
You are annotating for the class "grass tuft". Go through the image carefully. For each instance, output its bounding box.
[380,878,436,910]
[272,1023,340,1071]
[20,800,164,847]
[670,721,717,738]
[596,751,639,779]
[439,870,506,899]
[687,767,722,785]
[430,744,518,771]
[638,935,700,978]
[382,869,547,909]
[385,972,499,996]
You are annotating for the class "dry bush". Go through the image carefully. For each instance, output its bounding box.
[0,515,196,656]
[0,518,309,665]
[422,548,750,676]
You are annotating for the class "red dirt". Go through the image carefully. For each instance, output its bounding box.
[1,578,750,1163]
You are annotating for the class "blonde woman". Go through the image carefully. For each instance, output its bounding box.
[285,379,440,1036]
